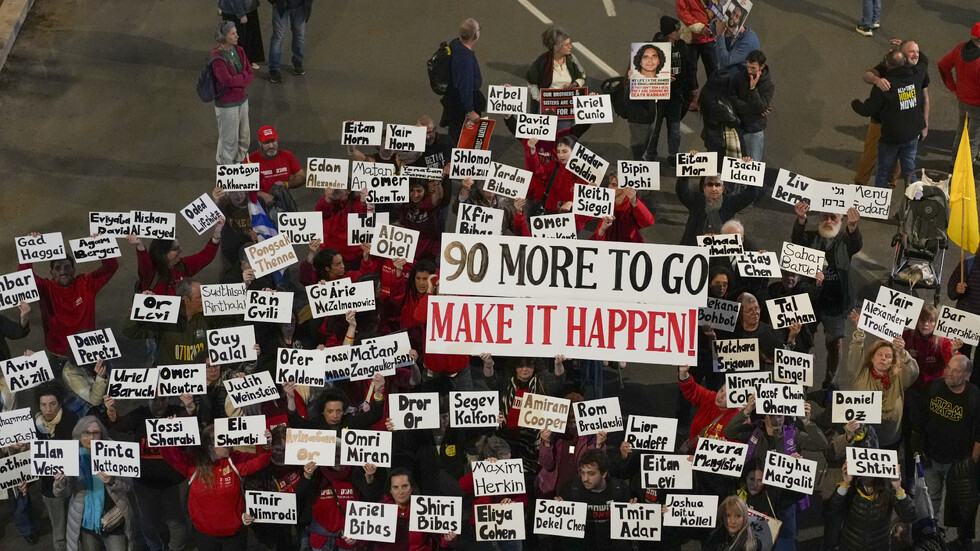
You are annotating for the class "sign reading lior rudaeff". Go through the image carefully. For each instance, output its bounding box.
[625,415,676,451]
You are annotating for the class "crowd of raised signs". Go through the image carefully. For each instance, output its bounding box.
[3,5,980,551]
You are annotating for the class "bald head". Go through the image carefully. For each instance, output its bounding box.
[945,355,974,391]
[899,41,920,66]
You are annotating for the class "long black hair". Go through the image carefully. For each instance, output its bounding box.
[632,44,666,74]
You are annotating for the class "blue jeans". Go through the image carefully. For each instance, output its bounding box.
[742,131,764,162]
[861,0,881,27]
[269,6,306,72]
[8,490,36,537]
[875,137,918,188]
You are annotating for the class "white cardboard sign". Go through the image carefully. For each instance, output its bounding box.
[779,242,825,278]
[513,113,557,142]
[567,142,609,185]
[534,499,586,538]
[755,383,806,417]
[348,332,409,381]
[573,183,614,218]
[246,491,298,524]
[91,440,141,478]
[676,152,718,178]
[372,224,419,261]
[284,428,337,466]
[774,349,814,387]
[223,371,278,408]
[529,214,577,239]
[306,280,376,319]
[875,287,924,329]
[201,283,246,316]
[935,305,980,346]
[733,251,780,278]
[31,440,79,477]
[244,290,294,324]
[107,368,158,399]
[277,212,323,245]
[214,415,268,447]
[484,162,531,199]
[858,299,906,340]
[456,203,504,234]
[714,338,760,371]
[245,234,298,278]
[572,94,613,124]
[611,502,662,541]
[68,328,121,366]
[765,293,816,329]
[181,193,223,235]
[340,429,392,468]
[347,212,390,245]
[450,391,499,428]
[698,297,740,332]
[2,353,54,392]
[365,175,410,204]
[832,391,882,424]
[771,169,817,207]
[641,453,693,490]
[345,501,397,543]
[696,233,743,257]
[518,393,571,433]
[384,124,425,153]
[89,212,133,238]
[130,293,180,324]
[853,186,892,219]
[0,269,39,311]
[410,495,462,534]
[145,417,200,447]
[69,235,121,263]
[487,85,527,115]
[276,348,326,387]
[131,211,176,239]
[471,458,525,497]
[207,325,258,366]
[692,436,748,477]
[726,371,773,408]
[0,408,37,446]
[342,121,383,147]
[216,164,260,190]
[664,494,718,528]
[449,148,492,180]
[390,392,440,430]
[350,161,395,192]
[809,181,857,215]
[763,450,817,494]
[572,397,624,435]
[0,451,36,491]
[305,158,350,189]
[617,160,661,190]
[625,415,677,451]
[721,157,765,187]
[15,233,66,264]
[846,446,899,479]
[475,502,525,541]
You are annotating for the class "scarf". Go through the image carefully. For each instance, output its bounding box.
[870,368,890,390]
[704,196,724,234]
[36,409,63,438]
[79,448,107,533]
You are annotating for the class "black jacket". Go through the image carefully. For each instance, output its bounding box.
[732,65,774,133]
[827,486,915,551]
[851,64,924,144]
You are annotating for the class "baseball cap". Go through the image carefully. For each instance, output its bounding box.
[258,125,278,143]
[973,22,980,38]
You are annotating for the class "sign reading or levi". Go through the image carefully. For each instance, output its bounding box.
[721,157,766,187]
[69,328,121,366]
[341,120,383,146]
[675,152,718,177]
[438,234,708,306]
[15,233,66,263]
[277,212,322,245]
[0,269,39,311]
[130,293,180,324]
[2,353,54,392]
[384,124,425,152]
[513,113,557,142]
[371,224,419,261]
[618,160,660,190]
[69,235,122,263]
[573,183,614,218]
[244,290,293,324]
[486,85,527,115]
[245,234,298,278]
[216,164,260,190]
[305,158,349,189]
[567,142,609,185]
[449,148,492,180]
[180,194,223,235]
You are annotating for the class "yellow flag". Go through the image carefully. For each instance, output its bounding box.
[948,117,980,254]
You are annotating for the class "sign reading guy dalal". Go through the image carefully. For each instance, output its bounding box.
[208,326,257,366]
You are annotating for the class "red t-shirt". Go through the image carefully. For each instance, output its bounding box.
[245,149,302,200]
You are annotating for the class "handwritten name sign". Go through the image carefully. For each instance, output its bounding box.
[245,234,298,278]
[69,235,121,263]
[69,328,121,366]
[223,371,278,408]
[450,391,499,428]
[692,437,748,477]
[306,158,349,189]
[130,293,180,324]
[207,326,257,366]
[342,121,383,147]
[216,164,259,190]
[676,152,718,177]
[180,193,223,235]
[2,353,54,392]
[15,233,66,264]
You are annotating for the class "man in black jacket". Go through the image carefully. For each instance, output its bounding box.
[732,50,774,162]
[851,50,925,188]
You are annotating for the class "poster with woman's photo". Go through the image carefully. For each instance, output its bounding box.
[628,42,671,100]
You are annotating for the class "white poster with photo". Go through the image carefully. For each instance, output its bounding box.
[156,364,206,396]
[765,293,816,329]
[207,325,257,366]
[484,162,532,199]
[676,151,718,178]
[284,428,337,466]
[89,212,133,237]
[611,502,662,541]
[755,383,806,417]
[384,124,425,153]
[664,495,718,528]
[832,391,882,424]
[107,368,158,400]
[2,353,54,392]
[779,242,825,278]
[726,371,773,408]
[244,290,294,324]
[692,436,748,477]
[0,408,37,445]
[529,214,577,239]
[410,495,462,534]
[372,224,419,261]
[853,186,892,219]
[513,113,557,142]
[572,397,624,435]
[450,391,499,428]
[698,297,740,332]
[774,349,814,387]
[573,183,614,218]
[350,161,395,192]
[341,429,392,468]
[201,283,246,316]
[625,415,677,451]
[572,94,613,124]
[713,338,760,371]
[733,251,780,278]
[347,212,390,246]
[277,348,326,387]
[145,418,200,447]
[216,164,260,191]
[449,148,492,180]
[471,458,525,497]
[223,371,278,408]
[342,121,383,147]
[721,157,765,187]
[519,393,571,433]
[858,299,906,340]
[214,415,268,447]
[771,169,817,207]
[0,269,39,311]
[534,499,586,538]
[130,293,180,324]
[246,491,297,524]
[31,440,79,477]
[935,305,980,346]
[720,0,753,37]
[245,234,298,278]
[305,158,350,189]
[390,392,440,430]
[696,234,743,257]
[180,193,223,235]
[809,181,857,215]
[307,280,376,319]
[456,203,504,234]
[345,501,397,543]
[475,502,525,541]
[618,160,661,190]
[846,447,899,479]
[764,450,816,495]
[277,212,323,245]
[875,287,924,329]
[629,42,671,100]
[69,235,121,263]
[641,453,693,490]
[68,328,121,366]
[748,508,782,549]
[487,85,528,115]
[15,233,66,264]
[91,440,141,478]
[567,142,608,185]
[0,451,36,491]
[365,175,410,204]
[131,211,176,240]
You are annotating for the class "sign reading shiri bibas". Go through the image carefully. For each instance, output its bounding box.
[438,233,708,306]
[411,495,462,534]
[832,391,882,424]
[426,295,699,364]
[518,393,571,433]
[130,293,180,324]
[641,453,693,490]
[713,339,760,371]
[763,450,816,495]
[698,297,740,331]
[572,397,624,435]
[726,371,772,408]
[765,293,816,329]
[935,305,980,346]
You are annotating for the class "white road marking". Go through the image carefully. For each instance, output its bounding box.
[603,0,616,16]
[516,0,552,24]
[572,41,618,78]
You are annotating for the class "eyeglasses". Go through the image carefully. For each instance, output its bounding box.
[82,430,101,437]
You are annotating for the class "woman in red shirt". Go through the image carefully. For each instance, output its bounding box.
[591,170,655,243]
[132,217,224,296]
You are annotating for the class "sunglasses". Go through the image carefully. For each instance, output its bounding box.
[705,182,724,188]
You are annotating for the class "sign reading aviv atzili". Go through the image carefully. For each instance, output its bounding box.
[2,353,54,392]
[208,326,258,366]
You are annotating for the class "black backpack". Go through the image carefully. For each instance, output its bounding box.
[196,51,226,103]
[426,40,453,95]
[601,76,629,120]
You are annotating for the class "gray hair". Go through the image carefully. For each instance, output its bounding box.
[215,20,236,43]
[738,292,758,308]
[479,435,511,460]
[459,18,480,42]
[72,415,109,441]
[542,25,570,50]
[721,219,744,235]
[175,278,198,298]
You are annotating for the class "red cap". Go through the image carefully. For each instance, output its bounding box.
[258,125,278,143]
[973,22,980,38]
